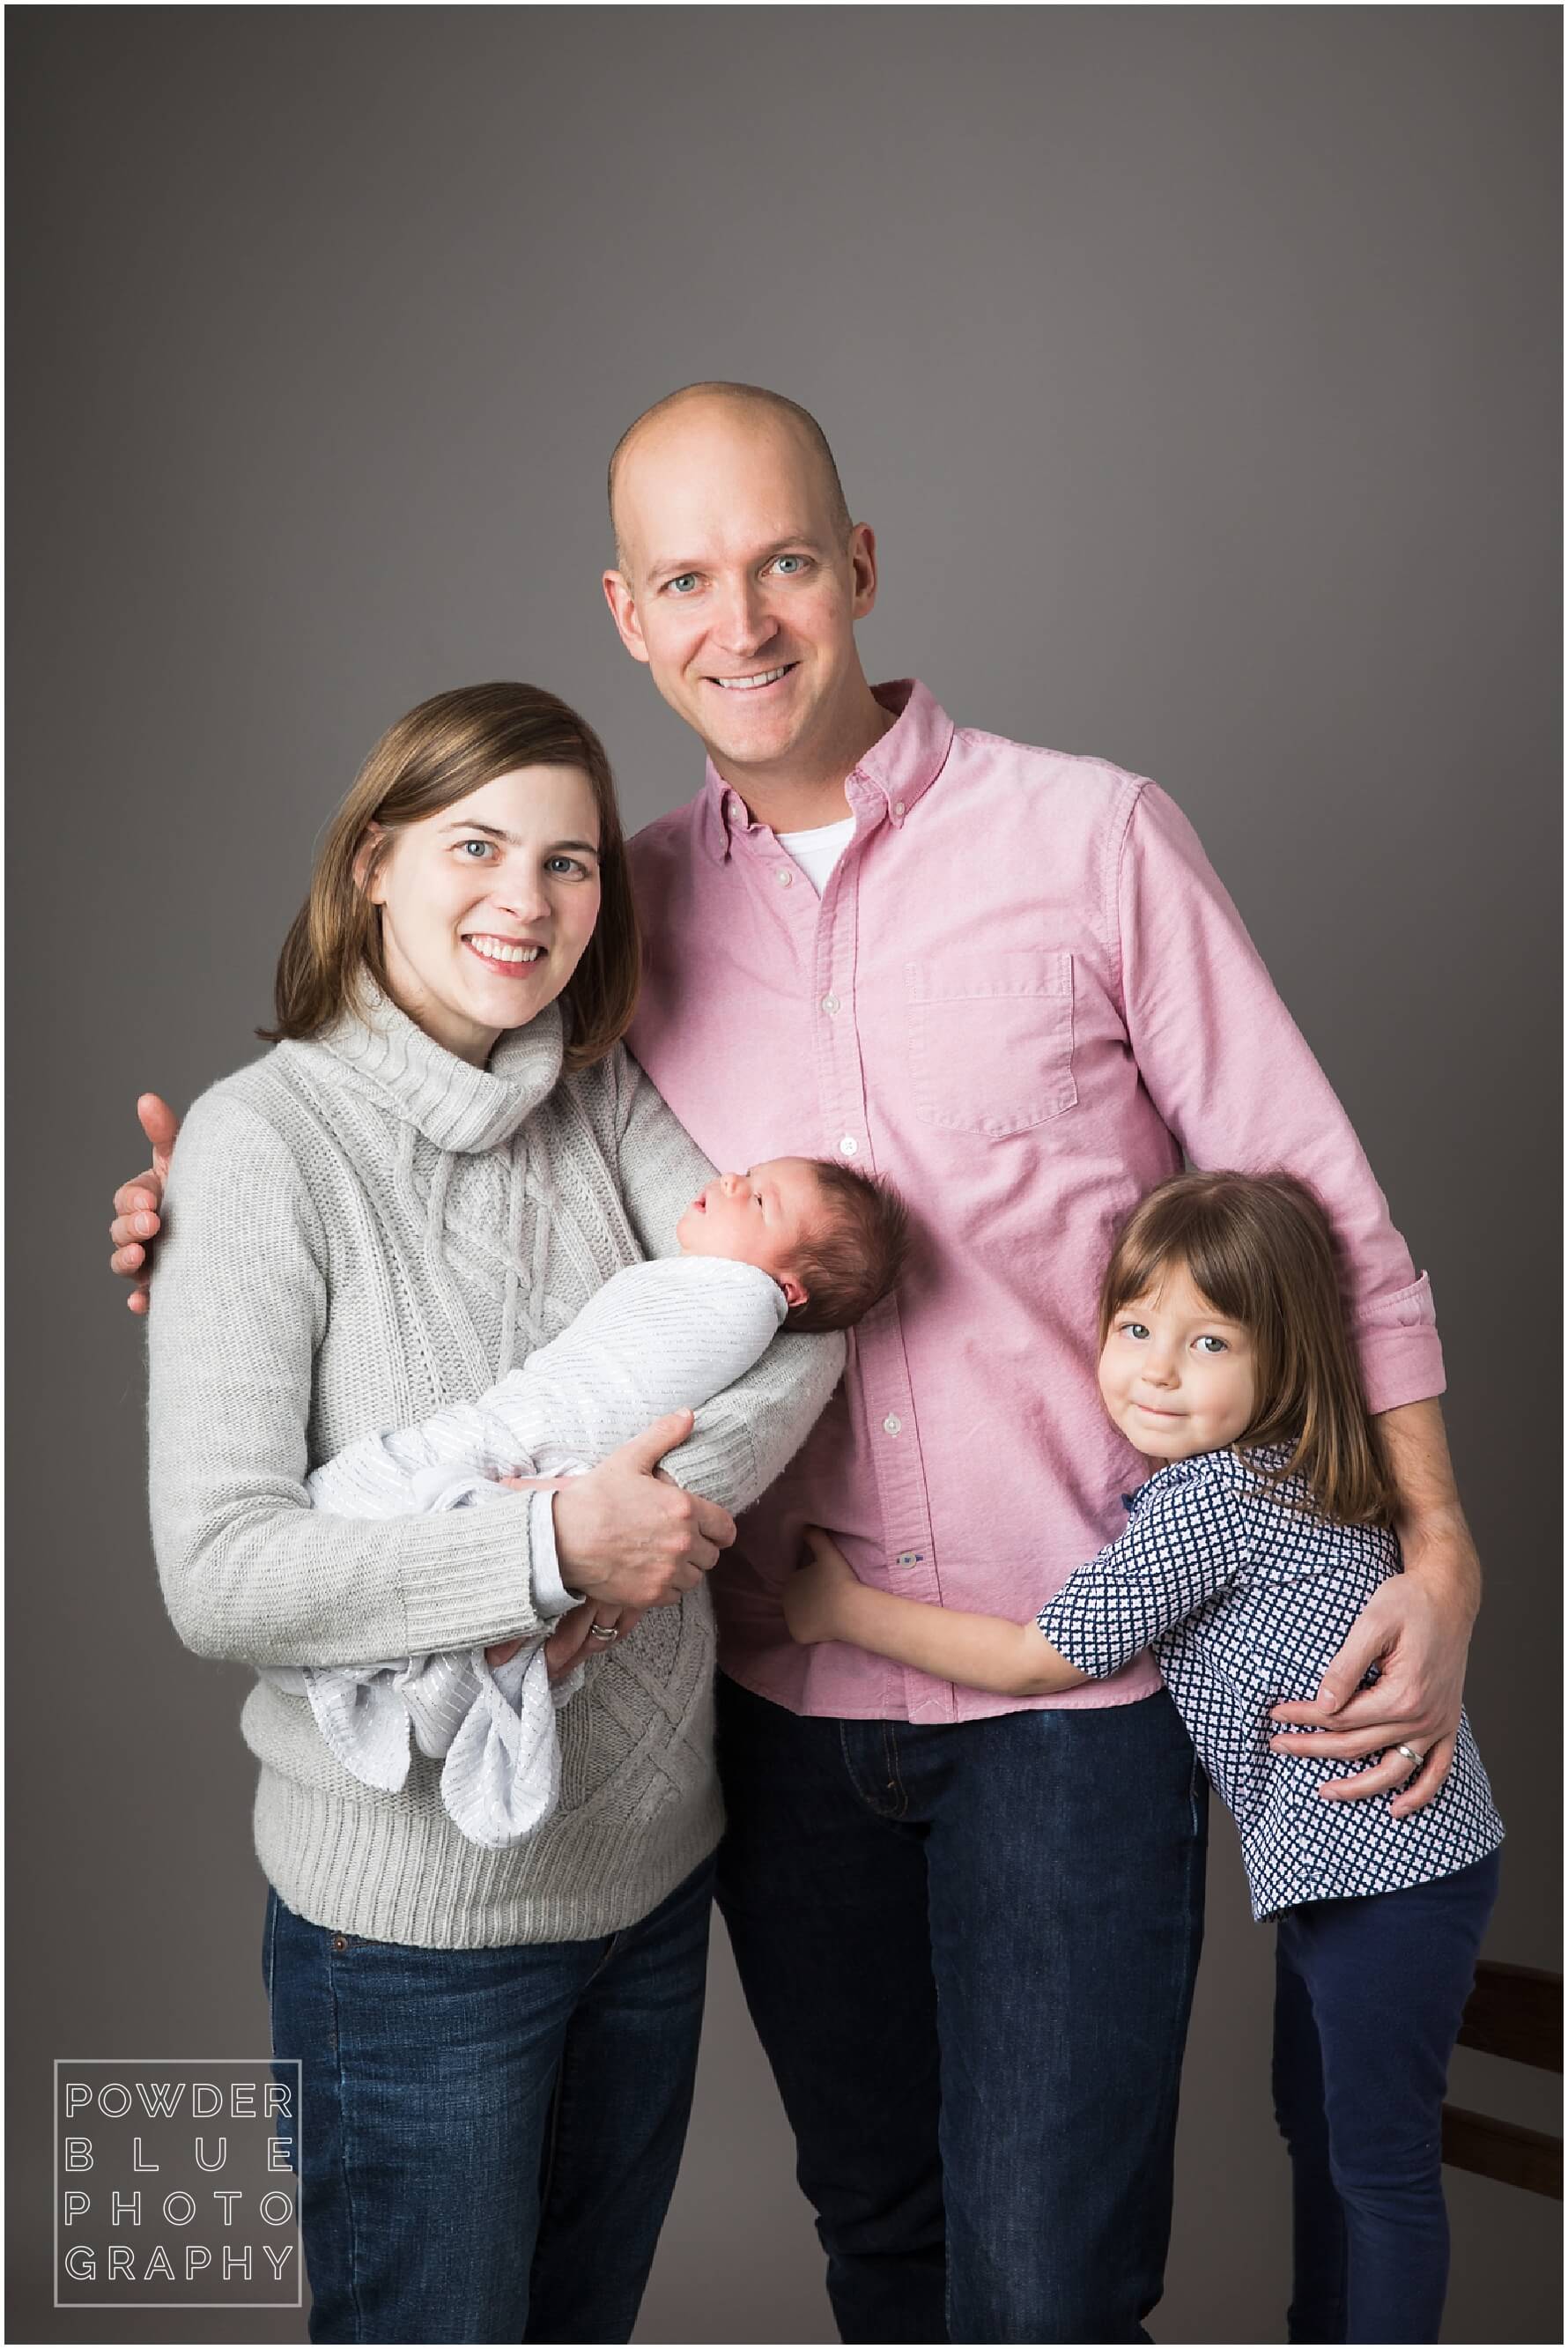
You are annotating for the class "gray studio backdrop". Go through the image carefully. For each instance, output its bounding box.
[8,8,1560,2343]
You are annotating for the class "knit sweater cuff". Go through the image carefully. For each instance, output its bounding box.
[401,1496,550,1654]
[529,1489,577,1619]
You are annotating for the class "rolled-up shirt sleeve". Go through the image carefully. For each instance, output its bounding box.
[1116,782,1444,1414]
[1035,1475,1247,1678]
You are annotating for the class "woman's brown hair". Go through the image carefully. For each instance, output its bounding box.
[1098,1171,1396,1526]
[262,682,640,1070]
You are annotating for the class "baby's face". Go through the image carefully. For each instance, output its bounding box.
[676,1157,826,1309]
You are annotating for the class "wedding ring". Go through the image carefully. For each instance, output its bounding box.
[588,1621,619,1643]
[1395,1742,1424,1770]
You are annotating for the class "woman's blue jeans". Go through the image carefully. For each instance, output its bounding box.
[1272,1847,1502,2344]
[263,1856,714,2344]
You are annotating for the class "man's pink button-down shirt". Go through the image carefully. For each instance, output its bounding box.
[627,679,1443,1725]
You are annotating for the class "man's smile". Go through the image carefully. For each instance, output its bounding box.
[706,664,798,693]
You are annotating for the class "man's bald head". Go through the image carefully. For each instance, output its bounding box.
[607,382,852,571]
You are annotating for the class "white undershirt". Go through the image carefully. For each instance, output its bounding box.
[776,812,856,894]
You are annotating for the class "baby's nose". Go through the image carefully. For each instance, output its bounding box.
[719,1172,745,1197]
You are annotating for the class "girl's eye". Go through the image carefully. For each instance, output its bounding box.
[1194,1336,1229,1355]
[1121,1322,1150,1341]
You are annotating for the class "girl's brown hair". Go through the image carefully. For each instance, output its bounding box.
[1098,1171,1396,1526]
[262,682,640,1069]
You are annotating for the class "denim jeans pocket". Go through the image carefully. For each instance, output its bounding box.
[906,951,1077,1136]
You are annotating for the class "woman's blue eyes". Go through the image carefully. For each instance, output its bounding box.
[454,842,590,878]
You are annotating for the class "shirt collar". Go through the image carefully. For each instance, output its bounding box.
[1123,1441,1303,1515]
[699,678,956,859]
[311,981,566,1154]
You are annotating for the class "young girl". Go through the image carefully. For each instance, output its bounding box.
[784,1169,1504,2347]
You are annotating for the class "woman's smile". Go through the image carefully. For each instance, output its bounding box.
[462,933,545,970]
[366,765,603,1065]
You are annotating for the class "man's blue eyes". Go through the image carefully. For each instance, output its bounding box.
[664,556,808,594]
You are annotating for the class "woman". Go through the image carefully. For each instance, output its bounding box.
[144,682,844,2343]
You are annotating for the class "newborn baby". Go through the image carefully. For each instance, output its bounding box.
[265,1156,908,1848]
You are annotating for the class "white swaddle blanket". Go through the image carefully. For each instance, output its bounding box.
[264,1256,787,1849]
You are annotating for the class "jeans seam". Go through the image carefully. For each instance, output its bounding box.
[882,1724,910,1818]
[834,1718,909,1819]
[324,1936,367,2344]
[536,2054,566,2268]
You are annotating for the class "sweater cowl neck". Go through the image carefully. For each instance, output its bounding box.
[312,982,567,1155]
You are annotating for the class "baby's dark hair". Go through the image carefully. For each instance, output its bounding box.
[1099,1170,1396,1526]
[787,1160,912,1333]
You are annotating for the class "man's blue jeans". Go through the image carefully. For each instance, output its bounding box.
[714,1674,1209,2344]
[263,1856,714,2344]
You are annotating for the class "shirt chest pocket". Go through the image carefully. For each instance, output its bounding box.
[906,952,1077,1137]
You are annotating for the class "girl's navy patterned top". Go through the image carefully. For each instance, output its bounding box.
[1034,1445,1503,1919]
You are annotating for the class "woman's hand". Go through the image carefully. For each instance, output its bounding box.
[552,1412,736,1609]
[109,1094,180,1313]
[484,1471,647,1676]
[542,1600,647,1679]
[782,1527,861,1647]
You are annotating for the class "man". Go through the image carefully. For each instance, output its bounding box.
[114,382,1478,2343]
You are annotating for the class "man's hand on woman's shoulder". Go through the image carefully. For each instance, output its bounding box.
[110,1093,180,1312]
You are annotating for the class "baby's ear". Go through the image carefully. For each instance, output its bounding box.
[778,1272,808,1310]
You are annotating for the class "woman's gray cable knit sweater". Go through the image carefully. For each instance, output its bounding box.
[146,989,845,1949]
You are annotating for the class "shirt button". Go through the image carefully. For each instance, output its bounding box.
[838,1136,858,1157]
[821,992,840,1015]
[776,868,793,886]
[892,799,906,818]
[883,1414,902,1436]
